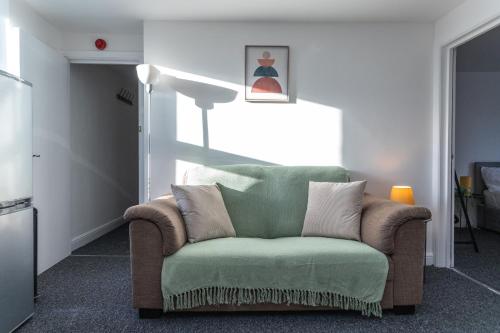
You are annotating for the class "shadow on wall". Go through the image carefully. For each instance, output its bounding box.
[148,39,430,205]
[150,72,277,198]
[150,67,344,198]
[144,21,436,207]
[163,75,238,148]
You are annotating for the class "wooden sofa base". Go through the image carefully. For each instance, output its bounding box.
[138,304,416,319]
[393,305,416,315]
[139,308,163,319]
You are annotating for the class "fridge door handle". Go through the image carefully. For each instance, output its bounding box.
[0,198,32,215]
[32,154,40,158]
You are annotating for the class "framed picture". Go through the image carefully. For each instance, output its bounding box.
[245,45,289,102]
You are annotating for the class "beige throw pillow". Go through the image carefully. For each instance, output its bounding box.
[301,181,367,241]
[171,184,236,243]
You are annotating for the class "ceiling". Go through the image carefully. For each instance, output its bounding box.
[22,0,466,34]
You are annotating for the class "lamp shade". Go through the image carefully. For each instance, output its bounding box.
[136,64,160,85]
[390,186,415,205]
[459,176,472,191]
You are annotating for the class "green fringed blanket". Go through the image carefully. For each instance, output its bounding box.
[162,237,389,317]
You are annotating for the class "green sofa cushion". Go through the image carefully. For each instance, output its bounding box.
[185,165,349,238]
[162,237,389,317]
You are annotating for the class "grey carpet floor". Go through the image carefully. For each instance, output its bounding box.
[17,224,500,333]
[455,228,500,291]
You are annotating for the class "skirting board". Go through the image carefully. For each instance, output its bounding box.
[426,253,434,266]
[71,217,125,251]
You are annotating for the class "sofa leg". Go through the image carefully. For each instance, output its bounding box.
[393,305,416,315]
[138,308,163,319]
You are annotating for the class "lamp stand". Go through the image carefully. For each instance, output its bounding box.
[146,83,152,202]
[454,171,479,252]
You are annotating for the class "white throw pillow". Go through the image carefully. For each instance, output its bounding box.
[171,184,236,243]
[301,180,367,241]
[481,167,500,192]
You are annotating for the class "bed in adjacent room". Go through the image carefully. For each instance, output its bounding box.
[474,162,500,233]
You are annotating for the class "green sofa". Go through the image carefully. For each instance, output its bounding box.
[125,165,431,318]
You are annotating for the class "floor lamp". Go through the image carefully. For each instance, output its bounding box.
[136,64,160,202]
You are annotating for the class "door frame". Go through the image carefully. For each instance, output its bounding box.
[64,51,146,203]
[438,17,500,267]
[63,51,142,65]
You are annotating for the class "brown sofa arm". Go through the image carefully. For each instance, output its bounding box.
[392,219,426,306]
[360,194,431,255]
[361,194,431,309]
[129,220,164,310]
[124,195,187,256]
[125,196,187,311]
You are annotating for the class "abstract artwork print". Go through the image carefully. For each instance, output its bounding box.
[245,46,289,102]
[252,51,282,94]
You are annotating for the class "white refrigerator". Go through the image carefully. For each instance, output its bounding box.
[0,70,34,333]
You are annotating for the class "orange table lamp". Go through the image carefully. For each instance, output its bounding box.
[390,186,415,205]
[459,176,472,196]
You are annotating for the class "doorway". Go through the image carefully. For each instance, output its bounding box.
[450,25,500,292]
[69,64,140,250]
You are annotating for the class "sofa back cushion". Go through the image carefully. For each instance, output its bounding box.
[184,165,349,238]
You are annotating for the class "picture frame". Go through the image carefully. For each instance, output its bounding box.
[245,45,289,102]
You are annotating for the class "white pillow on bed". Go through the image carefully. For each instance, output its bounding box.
[484,190,500,209]
[481,167,500,192]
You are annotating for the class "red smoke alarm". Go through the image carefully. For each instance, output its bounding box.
[95,39,107,50]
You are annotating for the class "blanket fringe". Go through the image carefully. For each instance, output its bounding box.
[164,287,382,317]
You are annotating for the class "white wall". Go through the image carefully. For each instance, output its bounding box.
[60,32,143,64]
[10,0,143,55]
[62,32,142,53]
[0,0,72,274]
[455,71,500,179]
[70,64,138,243]
[0,0,8,71]
[0,0,20,75]
[9,0,142,270]
[10,0,62,50]
[19,30,71,273]
[144,21,434,257]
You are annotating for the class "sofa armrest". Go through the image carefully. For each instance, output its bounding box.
[129,219,164,310]
[124,195,187,256]
[360,194,431,255]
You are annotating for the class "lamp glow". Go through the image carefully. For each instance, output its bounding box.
[459,176,472,191]
[390,186,415,205]
[459,175,472,196]
[136,64,160,85]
